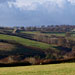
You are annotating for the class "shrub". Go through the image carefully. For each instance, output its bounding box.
[25,57,37,65]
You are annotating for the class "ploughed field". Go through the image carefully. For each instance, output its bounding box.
[0,63,75,75]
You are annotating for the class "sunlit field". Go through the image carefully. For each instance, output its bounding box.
[21,31,75,37]
[0,63,75,75]
[0,34,51,49]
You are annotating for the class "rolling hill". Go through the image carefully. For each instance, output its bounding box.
[0,34,51,50]
[0,63,75,75]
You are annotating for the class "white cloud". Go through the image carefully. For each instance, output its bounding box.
[68,0,75,5]
[8,0,67,10]
[8,0,75,11]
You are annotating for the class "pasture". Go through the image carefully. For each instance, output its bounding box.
[0,34,51,49]
[21,31,75,37]
[0,63,75,75]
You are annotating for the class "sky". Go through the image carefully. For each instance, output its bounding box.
[0,0,75,27]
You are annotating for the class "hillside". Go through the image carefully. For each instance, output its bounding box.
[0,34,51,50]
[0,63,75,75]
[0,26,75,65]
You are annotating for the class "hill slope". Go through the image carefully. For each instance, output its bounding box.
[0,34,51,50]
[0,63,75,75]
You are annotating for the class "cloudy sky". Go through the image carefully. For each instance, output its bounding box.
[0,0,75,27]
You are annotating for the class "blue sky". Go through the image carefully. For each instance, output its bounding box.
[0,0,75,27]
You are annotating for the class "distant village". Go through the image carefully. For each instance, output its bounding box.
[0,25,75,33]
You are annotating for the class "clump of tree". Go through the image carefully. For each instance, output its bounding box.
[58,38,66,47]
[24,25,75,33]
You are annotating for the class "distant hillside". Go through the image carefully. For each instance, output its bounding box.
[0,34,51,50]
[0,27,75,65]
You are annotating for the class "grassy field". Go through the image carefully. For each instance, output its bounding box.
[0,63,75,75]
[21,31,75,42]
[21,31,41,34]
[21,31,75,37]
[0,34,51,49]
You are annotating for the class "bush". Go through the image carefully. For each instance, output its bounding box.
[25,57,37,65]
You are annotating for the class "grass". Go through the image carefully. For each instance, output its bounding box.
[0,63,75,75]
[21,31,75,37]
[45,32,65,36]
[42,32,75,37]
[21,31,75,42]
[0,34,51,50]
[22,31,65,36]
[21,31,41,34]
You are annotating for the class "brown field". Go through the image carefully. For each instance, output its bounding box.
[0,42,16,51]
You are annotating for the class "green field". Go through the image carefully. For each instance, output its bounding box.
[0,34,51,49]
[21,31,75,42]
[21,31,41,34]
[0,63,75,75]
[21,31,75,37]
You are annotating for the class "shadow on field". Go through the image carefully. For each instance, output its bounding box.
[0,62,31,67]
[0,39,46,58]
[0,58,75,67]
[53,46,72,52]
[0,39,75,67]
